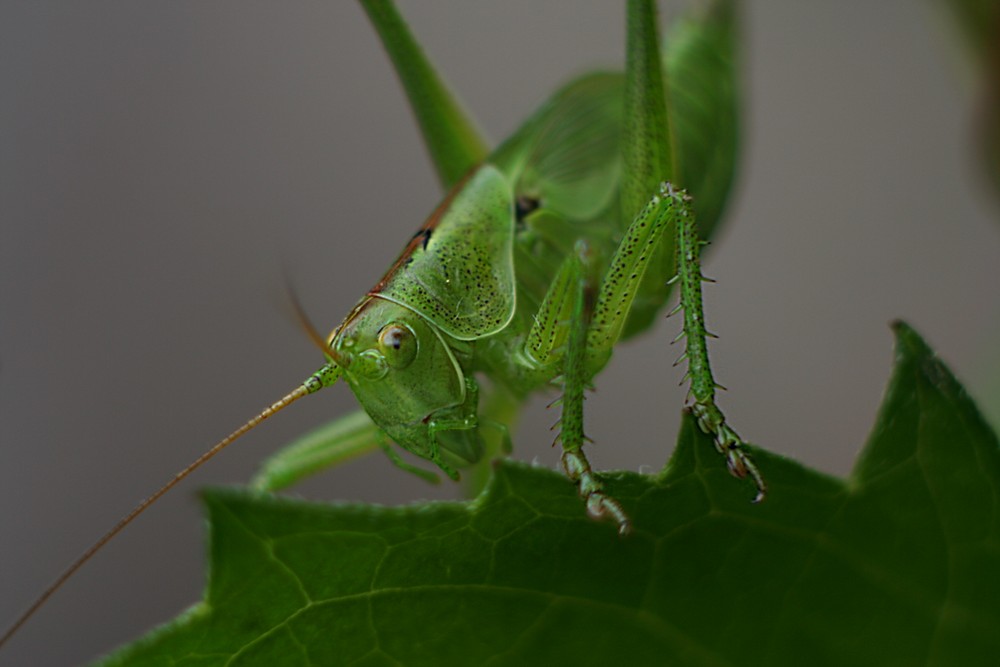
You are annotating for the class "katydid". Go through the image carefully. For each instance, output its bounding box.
[0,0,764,653]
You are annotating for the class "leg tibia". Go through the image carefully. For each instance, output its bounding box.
[377,437,442,484]
[689,403,766,504]
[675,197,767,503]
[552,247,631,535]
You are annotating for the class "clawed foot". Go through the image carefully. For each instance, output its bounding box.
[691,405,767,504]
[562,450,631,536]
[724,445,767,504]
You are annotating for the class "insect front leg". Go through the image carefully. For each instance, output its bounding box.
[524,244,630,535]
[689,401,765,500]
[588,182,765,501]
[673,190,766,502]
[610,0,764,501]
[377,434,444,484]
[424,418,473,482]
[423,377,487,482]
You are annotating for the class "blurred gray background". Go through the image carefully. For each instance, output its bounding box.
[2,1,998,664]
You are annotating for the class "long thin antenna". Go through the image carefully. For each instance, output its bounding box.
[0,362,341,652]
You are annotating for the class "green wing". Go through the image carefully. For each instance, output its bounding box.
[491,72,624,223]
[490,1,738,236]
[375,164,516,340]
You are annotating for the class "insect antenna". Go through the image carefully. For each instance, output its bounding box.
[282,274,342,359]
[0,355,342,652]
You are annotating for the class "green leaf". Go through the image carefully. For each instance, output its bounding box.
[93,322,1000,666]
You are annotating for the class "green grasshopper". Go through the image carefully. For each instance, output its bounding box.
[0,0,764,652]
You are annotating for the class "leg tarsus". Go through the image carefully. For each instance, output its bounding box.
[725,442,766,504]
[562,450,631,536]
[689,404,767,503]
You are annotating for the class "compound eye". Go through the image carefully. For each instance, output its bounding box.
[377,323,417,369]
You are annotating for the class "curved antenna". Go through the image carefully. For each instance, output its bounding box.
[282,272,344,355]
[0,362,341,652]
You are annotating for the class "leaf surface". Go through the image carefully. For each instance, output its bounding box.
[95,323,1000,666]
